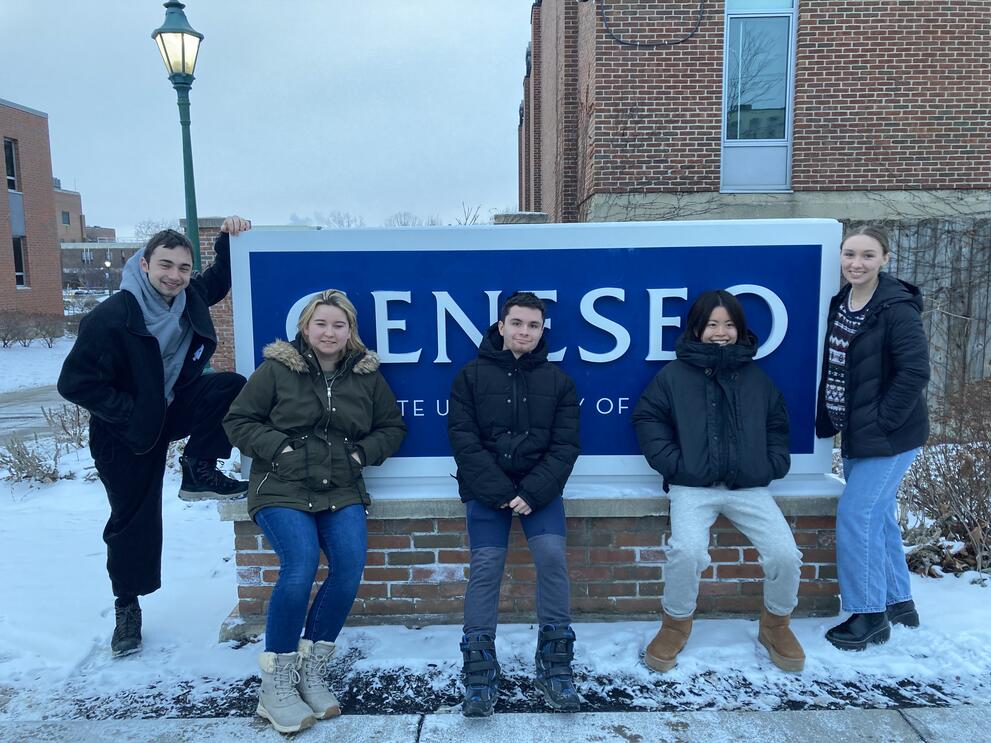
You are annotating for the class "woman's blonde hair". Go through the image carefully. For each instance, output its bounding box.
[296,289,367,356]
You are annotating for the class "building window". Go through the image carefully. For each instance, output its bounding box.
[721,2,797,192]
[4,138,18,191]
[62,210,71,225]
[13,237,28,286]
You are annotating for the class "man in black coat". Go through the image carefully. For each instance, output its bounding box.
[58,216,251,657]
[448,292,581,716]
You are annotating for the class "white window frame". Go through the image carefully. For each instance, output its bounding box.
[720,2,798,192]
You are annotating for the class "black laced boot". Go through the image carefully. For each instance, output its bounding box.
[825,612,891,651]
[534,625,580,712]
[179,456,248,501]
[112,597,142,657]
[460,633,500,717]
[886,600,920,628]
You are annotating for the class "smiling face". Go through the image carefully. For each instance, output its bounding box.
[700,306,738,346]
[140,245,193,303]
[302,304,351,366]
[498,305,544,358]
[841,234,889,290]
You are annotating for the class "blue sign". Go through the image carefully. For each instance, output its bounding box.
[232,219,841,482]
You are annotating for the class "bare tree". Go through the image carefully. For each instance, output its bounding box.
[383,211,442,227]
[456,203,483,226]
[133,218,181,241]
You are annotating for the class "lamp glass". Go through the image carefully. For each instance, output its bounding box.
[155,31,200,76]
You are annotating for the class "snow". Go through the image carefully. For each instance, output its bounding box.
[0,336,74,394]
[1,441,989,721]
[1,346,989,722]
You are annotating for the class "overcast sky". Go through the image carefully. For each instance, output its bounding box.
[4,0,535,236]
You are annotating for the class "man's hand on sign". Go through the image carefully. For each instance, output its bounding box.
[221,215,252,236]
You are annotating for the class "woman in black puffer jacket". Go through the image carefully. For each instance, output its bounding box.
[816,225,930,652]
[633,290,804,674]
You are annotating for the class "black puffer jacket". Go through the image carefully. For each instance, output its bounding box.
[448,323,580,511]
[815,272,930,458]
[633,332,791,491]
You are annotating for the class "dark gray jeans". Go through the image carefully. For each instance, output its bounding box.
[462,497,571,635]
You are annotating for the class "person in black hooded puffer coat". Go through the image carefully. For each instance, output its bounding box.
[448,292,581,716]
[633,290,805,674]
[816,225,930,652]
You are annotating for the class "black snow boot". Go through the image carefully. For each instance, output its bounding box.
[179,456,248,501]
[460,633,500,717]
[534,625,580,712]
[112,598,142,657]
[825,612,891,651]
[886,599,920,628]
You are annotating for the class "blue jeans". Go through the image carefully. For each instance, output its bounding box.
[463,497,571,635]
[836,449,919,613]
[254,505,367,653]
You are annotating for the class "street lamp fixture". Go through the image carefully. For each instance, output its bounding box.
[152,0,204,272]
[104,259,113,296]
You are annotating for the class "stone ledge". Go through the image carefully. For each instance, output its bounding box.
[218,474,842,522]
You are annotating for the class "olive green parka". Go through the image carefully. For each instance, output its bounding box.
[223,337,407,519]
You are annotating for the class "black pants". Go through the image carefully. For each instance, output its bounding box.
[91,372,245,598]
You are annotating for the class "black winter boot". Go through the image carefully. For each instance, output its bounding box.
[825,612,891,651]
[112,598,142,657]
[179,456,248,501]
[460,633,500,717]
[887,600,920,628]
[534,625,580,712]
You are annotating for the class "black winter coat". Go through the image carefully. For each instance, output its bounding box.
[58,232,232,454]
[815,272,930,458]
[632,333,791,491]
[448,323,580,511]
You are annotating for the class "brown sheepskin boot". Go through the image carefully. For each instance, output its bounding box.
[758,607,806,672]
[644,613,693,672]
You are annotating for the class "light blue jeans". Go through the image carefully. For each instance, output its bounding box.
[837,448,920,613]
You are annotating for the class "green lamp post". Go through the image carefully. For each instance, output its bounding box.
[152,0,204,271]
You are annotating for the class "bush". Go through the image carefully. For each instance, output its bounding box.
[31,314,64,348]
[901,380,991,582]
[42,404,90,448]
[0,436,66,484]
[0,311,32,348]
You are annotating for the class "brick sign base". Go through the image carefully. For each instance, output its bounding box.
[218,490,840,641]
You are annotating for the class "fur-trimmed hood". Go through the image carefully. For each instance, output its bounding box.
[262,337,381,375]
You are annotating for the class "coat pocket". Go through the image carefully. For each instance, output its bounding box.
[273,436,309,481]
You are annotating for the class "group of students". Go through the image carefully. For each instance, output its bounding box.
[59,220,929,735]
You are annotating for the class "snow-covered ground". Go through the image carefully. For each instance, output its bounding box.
[0,336,74,394]
[0,442,989,721]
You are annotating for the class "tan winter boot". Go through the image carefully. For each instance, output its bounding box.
[297,638,342,719]
[758,607,806,672]
[256,651,317,734]
[644,613,693,672]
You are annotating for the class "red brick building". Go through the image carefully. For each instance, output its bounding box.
[520,1,990,222]
[0,98,62,316]
[54,181,85,244]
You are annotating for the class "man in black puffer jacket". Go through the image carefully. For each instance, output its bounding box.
[448,292,580,716]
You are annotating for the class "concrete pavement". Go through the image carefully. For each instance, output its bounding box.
[1,705,987,742]
[0,384,66,442]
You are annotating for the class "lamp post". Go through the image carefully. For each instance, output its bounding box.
[103,259,112,296]
[152,1,204,272]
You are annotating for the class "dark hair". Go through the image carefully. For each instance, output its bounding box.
[500,291,545,321]
[686,290,749,344]
[143,228,194,262]
[842,224,890,256]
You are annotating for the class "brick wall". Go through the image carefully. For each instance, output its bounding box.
[0,101,63,316]
[528,3,543,213]
[792,1,991,190]
[522,1,991,219]
[54,189,84,243]
[225,507,838,638]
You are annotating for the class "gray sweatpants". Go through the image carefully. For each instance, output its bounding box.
[662,484,803,618]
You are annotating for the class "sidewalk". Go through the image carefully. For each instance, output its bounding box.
[2,706,987,742]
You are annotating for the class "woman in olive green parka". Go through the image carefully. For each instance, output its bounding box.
[223,289,406,733]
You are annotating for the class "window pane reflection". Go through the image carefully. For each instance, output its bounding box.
[726,16,790,141]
